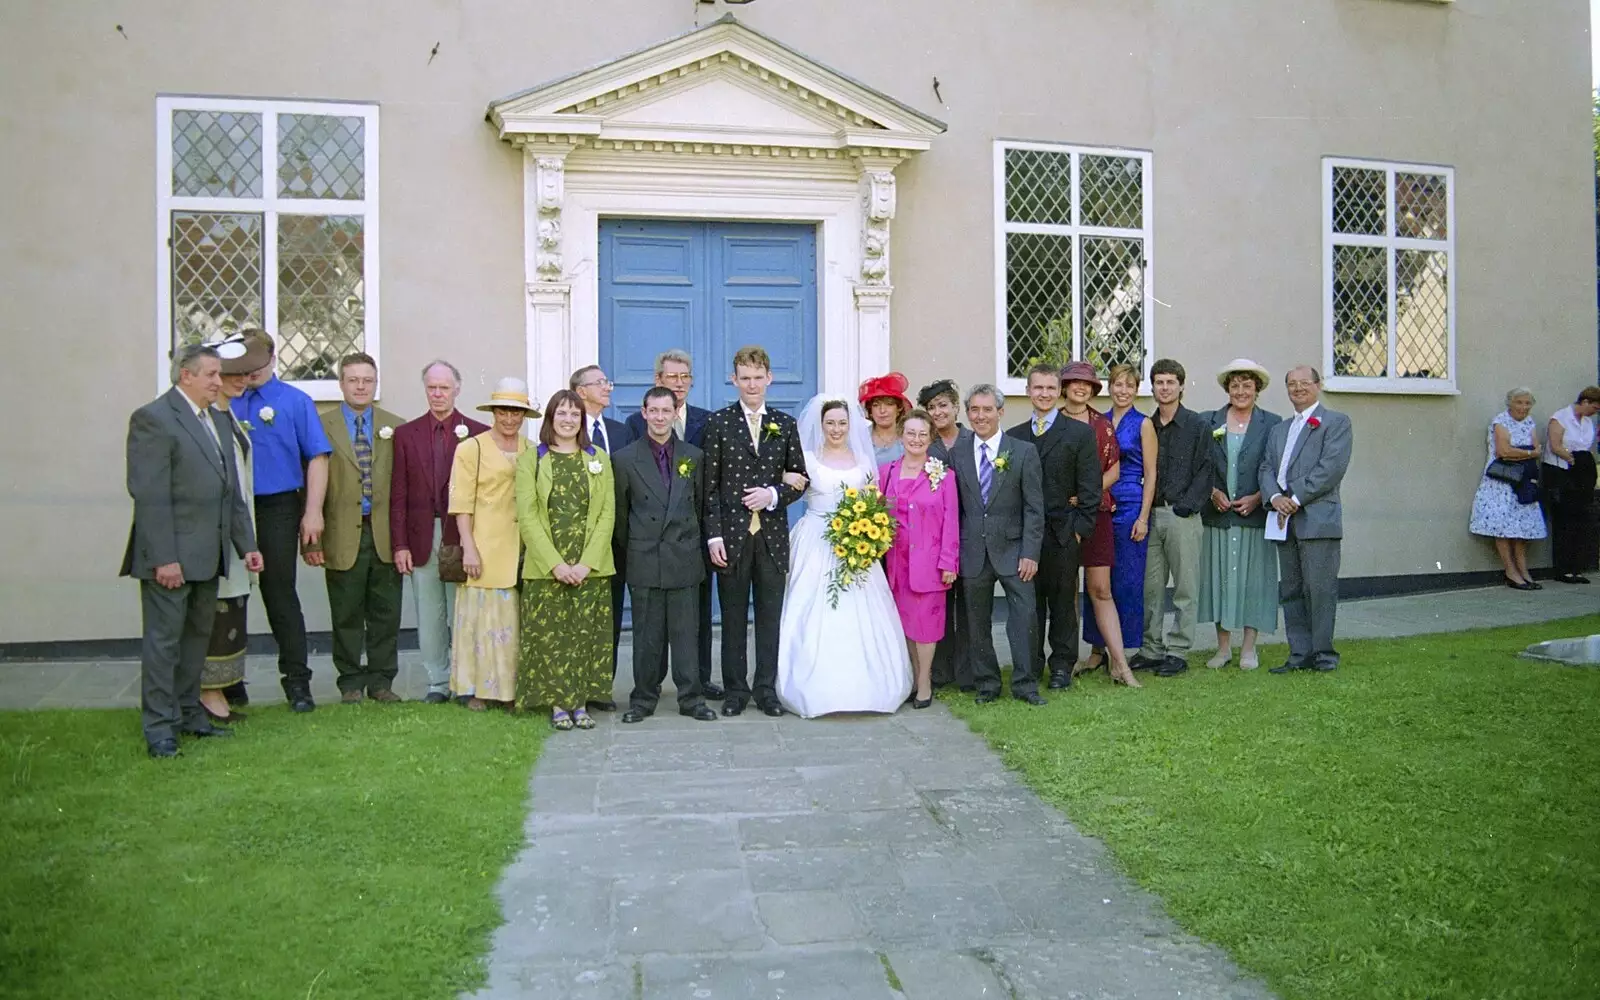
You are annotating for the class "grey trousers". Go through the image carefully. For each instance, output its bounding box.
[629,584,704,713]
[140,576,219,744]
[1141,506,1202,657]
[409,520,458,694]
[1278,527,1341,667]
[964,561,1039,698]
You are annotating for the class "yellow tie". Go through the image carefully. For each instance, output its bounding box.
[746,410,763,534]
[1034,415,1047,436]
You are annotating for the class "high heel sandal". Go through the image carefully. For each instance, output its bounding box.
[1072,655,1105,677]
[1110,664,1143,688]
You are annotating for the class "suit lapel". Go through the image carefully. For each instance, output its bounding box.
[326,410,358,472]
[636,443,669,508]
[167,390,226,480]
[1286,412,1318,474]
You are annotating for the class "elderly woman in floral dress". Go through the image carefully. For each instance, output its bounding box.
[1470,387,1547,589]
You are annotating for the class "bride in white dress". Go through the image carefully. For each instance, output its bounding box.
[776,396,913,718]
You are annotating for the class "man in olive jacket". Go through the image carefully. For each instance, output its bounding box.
[614,387,716,723]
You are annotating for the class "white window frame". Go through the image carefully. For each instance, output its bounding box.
[1322,156,1456,395]
[155,95,380,402]
[993,139,1155,397]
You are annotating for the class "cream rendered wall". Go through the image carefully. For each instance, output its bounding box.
[0,0,1592,643]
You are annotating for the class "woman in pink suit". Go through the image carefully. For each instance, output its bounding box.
[880,410,960,709]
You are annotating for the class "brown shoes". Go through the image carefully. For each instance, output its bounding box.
[369,689,403,704]
[341,690,365,704]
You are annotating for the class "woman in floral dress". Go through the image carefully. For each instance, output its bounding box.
[1469,388,1547,589]
[516,390,616,730]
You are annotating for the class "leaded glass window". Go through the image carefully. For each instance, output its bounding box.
[1324,158,1455,393]
[997,143,1153,391]
[156,98,379,396]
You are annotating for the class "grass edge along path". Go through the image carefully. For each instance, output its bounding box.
[0,702,544,999]
[945,615,1600,1000]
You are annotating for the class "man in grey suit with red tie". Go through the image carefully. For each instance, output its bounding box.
[122,344,262,758]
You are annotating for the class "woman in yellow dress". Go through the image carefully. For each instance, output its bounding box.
[449,377,538,710]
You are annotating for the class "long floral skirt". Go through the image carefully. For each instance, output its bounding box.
[516,579,612,711]
[201,595,248,689]
[451,586,519,702]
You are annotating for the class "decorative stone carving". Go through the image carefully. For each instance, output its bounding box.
[533,155,567,282]
[858,169,896,287]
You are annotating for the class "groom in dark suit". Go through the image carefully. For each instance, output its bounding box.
[614,388,717,723]
[702,345,808,717]
[122,344,262,757]
[1006,363,1100,689]
[951,383,1047,705]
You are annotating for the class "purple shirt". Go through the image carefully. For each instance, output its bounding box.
[649,436,673,488]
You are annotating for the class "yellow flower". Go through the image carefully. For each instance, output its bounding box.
[853,501,867,514]
[830,517,843,532]
[866,526,881,541]
[855,541,871,555]
[873,512,889,526]
[833,545,847,557]
[844,487,860,499]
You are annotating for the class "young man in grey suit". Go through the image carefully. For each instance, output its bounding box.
[614,387,717,723]
[122,344,262,758]
[1259,365,1354,673]
[950,384,1048,705]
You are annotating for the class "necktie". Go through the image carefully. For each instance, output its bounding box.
[591,418,607,453]
[674,409,687,441]
[979,442,994,506]
[746,410,762,534]
[199,408,224,460]
[1034,414,1047,437]
[355,414,373,509]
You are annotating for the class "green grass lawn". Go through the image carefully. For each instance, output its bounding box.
[948,614,1600,1000]
[0,702,543,999]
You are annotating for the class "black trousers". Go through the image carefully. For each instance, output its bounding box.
[1034,536,1082,681]
[657,572,716,688]
[325,521,403,694]
[964,560,1039,698]
[629,584,704,713]
[254,490,311,692]
[931,580,972,689]
[140,576,219,744]
[1546,457,1598,575]
[718,533,785,703]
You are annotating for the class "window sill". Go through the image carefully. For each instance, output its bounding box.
[1323,376,1459,396]
[290,380,346,403]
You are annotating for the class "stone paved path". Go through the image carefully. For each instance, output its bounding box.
[473,704,1273,1000]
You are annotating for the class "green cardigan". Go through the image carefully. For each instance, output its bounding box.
[514,444,617,580]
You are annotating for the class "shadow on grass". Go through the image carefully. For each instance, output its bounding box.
[0,702,544,999]
[944,615,1600,1000]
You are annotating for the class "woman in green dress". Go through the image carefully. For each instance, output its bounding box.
[516,389,616,730]
[1197,360,1284,670]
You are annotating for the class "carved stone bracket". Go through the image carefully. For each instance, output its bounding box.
[858,168,896,287]
[533,154,567,282]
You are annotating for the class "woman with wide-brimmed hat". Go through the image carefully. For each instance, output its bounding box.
[449,377,539,710]
[859,372,913,466]
[1196,359,1283,669]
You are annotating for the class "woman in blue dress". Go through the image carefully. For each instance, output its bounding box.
[1077,363,1157,676]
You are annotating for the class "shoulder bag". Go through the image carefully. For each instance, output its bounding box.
[434,439,479,584]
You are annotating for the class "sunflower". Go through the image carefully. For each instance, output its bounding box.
[831,517,844,532]
[833,545,847,557]
[873,512,889,526]
[855,541,871,555]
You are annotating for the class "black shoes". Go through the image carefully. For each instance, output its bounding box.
[423,692,450,704]
[1310,661,1339,672]
[588,700,617,712]
[147,738,181,759]
[221,681,249,707]
[1128,653,1164,672]
[721,697,747,717]
[703,683,726,700]
[1556,574,1592,585]
[681,704,718,721]
[1046,672,1071,690]
[182,722,233,739]
[286,688,316,713]
[1015,691,1048,706]
[974,692,999,705]
[1153,656,1189,677]
[911,696,933,710]
[1269,662,1306,674]
[757,700,784,718]
[621,708,651,724]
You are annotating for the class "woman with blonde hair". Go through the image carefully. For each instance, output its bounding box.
[449,377,537,709]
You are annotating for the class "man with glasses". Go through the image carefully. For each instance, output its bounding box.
[624,350,720,697]
[571,365,635,709]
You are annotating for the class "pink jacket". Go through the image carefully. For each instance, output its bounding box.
[880,458,960,594]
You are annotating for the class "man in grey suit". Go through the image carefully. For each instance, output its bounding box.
[122,344,262,757]
[1258,365,1353,673]
[614,387,718,723]
[950,384,1048,705]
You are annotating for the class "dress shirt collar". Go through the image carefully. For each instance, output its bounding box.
[648,435,674,460]
[178,390,210,421]
[1291,401,1321,424]
[740,402,766,421]
[1030,408,1056,433]
[341,403,370,439]
[974,428,1005,458]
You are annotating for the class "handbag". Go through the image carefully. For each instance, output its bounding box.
[436,440,483,584]
[1484,459,1525,485]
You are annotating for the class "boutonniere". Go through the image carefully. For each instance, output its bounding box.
[239,420,255,433]
[454,424,469,440]
[993,452,1010,473]
[925,457,948,492]
[676,457,694,478]
[258,406,276,425]
[1306,416,1322,430]
[587,458,603,475]
[377,425,393,440]
[764,420,781,441]
[1211,425,1226,440]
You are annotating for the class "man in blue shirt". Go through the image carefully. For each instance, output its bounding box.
[306,353,404,703]
[230,331,332,712]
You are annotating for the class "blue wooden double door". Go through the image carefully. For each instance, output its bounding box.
[599,219,818,419]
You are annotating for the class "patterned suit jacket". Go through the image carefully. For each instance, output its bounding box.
[700,403,807,571]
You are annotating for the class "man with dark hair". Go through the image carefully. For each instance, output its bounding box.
[306,353,405,702]
[1133,358,1213,677]
[123,344,262,757]
[614,386,716,723]
[230,330,332,712]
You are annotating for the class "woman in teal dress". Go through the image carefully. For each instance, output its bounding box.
[1197,360,1283,670]
[515,389,616,730]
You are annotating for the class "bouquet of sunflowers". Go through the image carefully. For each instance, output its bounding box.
[821,482,898,609]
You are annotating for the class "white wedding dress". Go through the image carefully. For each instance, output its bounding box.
[776,451,913,718]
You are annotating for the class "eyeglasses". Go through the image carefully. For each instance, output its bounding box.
[579,378,614,390]
[1285,380,1318,390]
[659,373,693,383]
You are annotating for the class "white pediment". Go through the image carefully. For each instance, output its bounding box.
[487,15,945,153]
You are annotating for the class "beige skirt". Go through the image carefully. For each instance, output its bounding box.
[451,586,519,701]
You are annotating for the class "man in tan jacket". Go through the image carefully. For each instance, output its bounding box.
[305,353,405,702]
